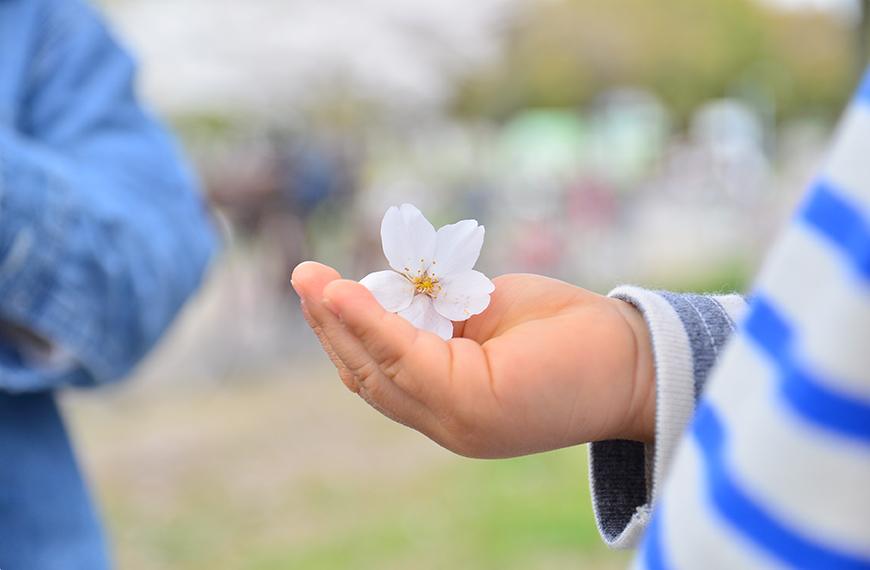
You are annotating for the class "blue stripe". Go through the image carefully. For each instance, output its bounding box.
[783,367,870,442]
[693,403,870,570]
[641,513,674,570]
[801,181,870,282]
[744,298,870,442]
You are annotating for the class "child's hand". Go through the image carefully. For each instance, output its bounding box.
[292,261,655,459]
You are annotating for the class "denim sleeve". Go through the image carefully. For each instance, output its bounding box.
[0,0,218,392]
[587,287,750,549]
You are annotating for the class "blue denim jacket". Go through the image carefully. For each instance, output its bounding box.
[0,0,217,567]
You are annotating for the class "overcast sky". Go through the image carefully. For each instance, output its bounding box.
[101,0,520,116]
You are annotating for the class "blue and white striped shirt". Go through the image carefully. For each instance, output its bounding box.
[590,67,870,569]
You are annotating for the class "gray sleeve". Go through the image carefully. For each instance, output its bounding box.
[587,286,749,550]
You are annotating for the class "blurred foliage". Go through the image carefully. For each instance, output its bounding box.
[452,0,858,124]
[859,0,870,69]
[640,255,758,296]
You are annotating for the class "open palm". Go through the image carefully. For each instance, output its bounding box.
[292,262,655,459]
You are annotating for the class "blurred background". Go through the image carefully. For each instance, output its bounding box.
[61,0,868,568]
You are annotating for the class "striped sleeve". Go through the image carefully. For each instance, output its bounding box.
[635,69,870,569]
[588,288,749,549]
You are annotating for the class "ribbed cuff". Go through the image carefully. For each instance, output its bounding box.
[588,286,696,549]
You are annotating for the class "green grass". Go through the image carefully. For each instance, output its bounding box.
[242,452,614,570]
[103,448,628,570]
[65,369,632,570]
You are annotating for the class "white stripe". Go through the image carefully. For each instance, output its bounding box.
[700,339,778,444]
[707,337,870,558]
[753,223,870,399]
[730,385,870,557]
[822,103,870,206]
[657,430,791,570]
[711,294,750,326]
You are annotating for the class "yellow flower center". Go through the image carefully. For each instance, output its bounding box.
[413,274,440,295]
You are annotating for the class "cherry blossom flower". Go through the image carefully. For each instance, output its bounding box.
[360,204,495,340]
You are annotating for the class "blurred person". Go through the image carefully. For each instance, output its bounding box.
[207,135,356,293]
[293,65,870,569]
[0,0,217,568]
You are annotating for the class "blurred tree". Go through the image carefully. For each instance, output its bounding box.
[860,0,870,71]
[451,0,857,125]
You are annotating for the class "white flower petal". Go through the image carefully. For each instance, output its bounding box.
[433,270,495,322]
[381,204,437,276]
[397,294,454,340]
[431,220,485,278]
[359,270,414,313]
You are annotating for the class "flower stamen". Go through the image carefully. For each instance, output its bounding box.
[411,274,441,297]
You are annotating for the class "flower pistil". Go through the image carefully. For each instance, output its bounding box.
[408,271,441,297]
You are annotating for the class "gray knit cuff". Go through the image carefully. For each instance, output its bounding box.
[588,286,748,550]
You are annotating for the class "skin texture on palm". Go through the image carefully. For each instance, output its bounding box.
[292,261,656,459]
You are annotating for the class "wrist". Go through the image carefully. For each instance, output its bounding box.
[611,298,656,445]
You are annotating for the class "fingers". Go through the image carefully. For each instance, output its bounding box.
[321,278,498,453]
[299,300,359,392]
[293,262,465,406]
[291,262,358,390]
[291,261,341,312]
[292,262,448,437]
[321,279,455,407]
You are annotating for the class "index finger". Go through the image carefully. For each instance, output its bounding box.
[294,263,460,437]
[321,279,460,408]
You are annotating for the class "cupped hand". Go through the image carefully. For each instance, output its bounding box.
[291,261,655,459]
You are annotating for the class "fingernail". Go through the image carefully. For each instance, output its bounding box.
[290,279,302,297]
[322,297,341,317]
